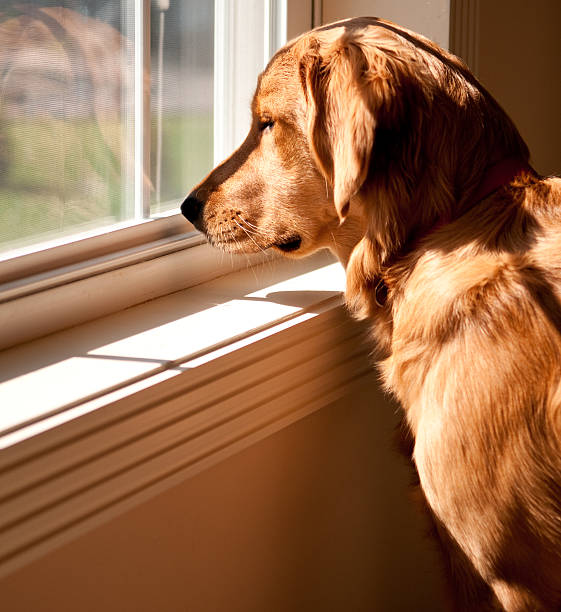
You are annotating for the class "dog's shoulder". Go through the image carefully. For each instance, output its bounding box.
[382,243,515,414]
[393,176,561,346]
[392,243,522,345]
[383,179,561,423]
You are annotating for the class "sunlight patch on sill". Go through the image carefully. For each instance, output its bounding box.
[0,251,345,447]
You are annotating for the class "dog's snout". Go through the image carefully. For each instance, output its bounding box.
[181,194,204,224]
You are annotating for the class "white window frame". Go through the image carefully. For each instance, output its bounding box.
[0,0,314,351]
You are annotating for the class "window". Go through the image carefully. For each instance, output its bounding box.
[0,0,309,349]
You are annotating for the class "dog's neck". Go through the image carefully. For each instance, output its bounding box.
[343,157,536,319]
[383,157,534,265]
[375,158,536,299]
[332,157,536,310]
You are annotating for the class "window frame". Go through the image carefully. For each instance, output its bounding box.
[0,0,314,350]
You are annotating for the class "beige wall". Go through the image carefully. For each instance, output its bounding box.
[322,0,451,49]
[0,376,446,612]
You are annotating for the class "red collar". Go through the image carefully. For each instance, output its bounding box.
[471,158,535,205]
[374,158,535,308]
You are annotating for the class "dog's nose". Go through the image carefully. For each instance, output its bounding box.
[181,194,204,224]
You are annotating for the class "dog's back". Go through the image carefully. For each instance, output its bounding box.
[380,173,561,610]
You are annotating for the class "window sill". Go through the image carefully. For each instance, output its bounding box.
[0,233,271,351]
[0,250,372,578]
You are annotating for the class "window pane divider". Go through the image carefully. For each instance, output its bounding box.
[266,0,287,62]
[134,0,151,219]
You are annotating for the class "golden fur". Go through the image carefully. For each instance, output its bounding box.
[183,17,561,611]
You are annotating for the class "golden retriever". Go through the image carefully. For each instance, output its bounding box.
[181,17,561,611]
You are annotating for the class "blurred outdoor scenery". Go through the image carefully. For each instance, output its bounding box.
[0,0,213,254]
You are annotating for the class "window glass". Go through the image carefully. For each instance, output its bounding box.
[150,1,213,215]
[0,0,214,253]
[0,1,136,253]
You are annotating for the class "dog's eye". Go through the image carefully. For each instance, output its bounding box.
[259,120,274,132]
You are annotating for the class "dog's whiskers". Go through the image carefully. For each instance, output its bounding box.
[233,219,267,253]
[236,214,267,236]
[234,218,259,236]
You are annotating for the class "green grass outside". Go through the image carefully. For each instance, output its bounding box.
[0,113,212,252]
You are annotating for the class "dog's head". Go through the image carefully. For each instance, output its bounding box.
[181,19,401,263]
[182,17,528,302]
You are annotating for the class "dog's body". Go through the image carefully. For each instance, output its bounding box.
[182,17,561,611]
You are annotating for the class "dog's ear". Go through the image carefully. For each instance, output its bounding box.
[300,38,377,223]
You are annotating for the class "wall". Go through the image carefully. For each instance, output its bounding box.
[476,0,561,176]
[322,0,451,49]
[0,375,446,612]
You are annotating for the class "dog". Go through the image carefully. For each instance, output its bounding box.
[181,17,561,611]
